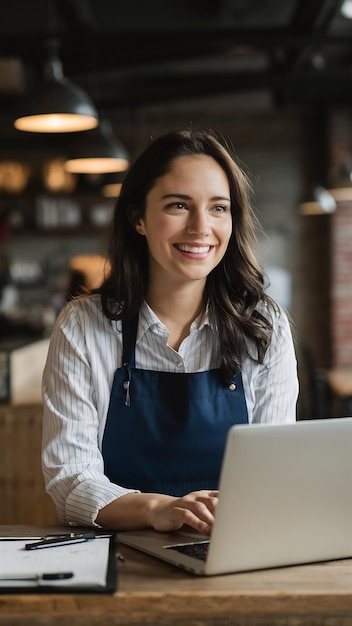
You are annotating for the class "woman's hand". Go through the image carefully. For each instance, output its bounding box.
[96,489,219,533]
[149,490,219,535]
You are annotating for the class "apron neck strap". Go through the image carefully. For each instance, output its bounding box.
[122,316,139,367]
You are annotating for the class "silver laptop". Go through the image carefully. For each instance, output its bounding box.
[117,418,352,576]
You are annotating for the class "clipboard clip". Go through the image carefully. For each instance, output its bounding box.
[25,532,96,551]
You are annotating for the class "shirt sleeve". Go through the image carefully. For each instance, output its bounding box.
[41,301,137,527]
[245,305,299,424]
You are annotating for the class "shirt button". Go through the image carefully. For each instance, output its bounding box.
[228,383,236,391]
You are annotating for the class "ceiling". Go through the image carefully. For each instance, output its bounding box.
[0,0,352,154]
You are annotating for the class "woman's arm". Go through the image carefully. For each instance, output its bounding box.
[42,299,136,527]
[96,490,218,534]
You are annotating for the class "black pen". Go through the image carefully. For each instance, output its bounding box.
[0,572,74,582]
[25,532,96,551]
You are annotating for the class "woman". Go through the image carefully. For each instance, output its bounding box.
[42,128,298,533]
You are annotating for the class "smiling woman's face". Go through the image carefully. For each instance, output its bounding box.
[135,154,232,289]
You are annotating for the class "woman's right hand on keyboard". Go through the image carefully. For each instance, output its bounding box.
[96,490,219,533]
[149,490,219,535]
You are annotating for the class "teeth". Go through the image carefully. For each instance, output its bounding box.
[177,244,210,253]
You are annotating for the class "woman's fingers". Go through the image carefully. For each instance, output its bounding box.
[152,489,219,533]
[194,492,219,515]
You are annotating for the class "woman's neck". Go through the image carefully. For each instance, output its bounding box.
[146,281,206,350]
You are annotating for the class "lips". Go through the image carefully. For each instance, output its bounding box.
[174,244,212,253]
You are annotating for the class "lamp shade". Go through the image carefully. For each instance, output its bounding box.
[101,171,126,197]
[64,121,129,174]
[14,52,99,133]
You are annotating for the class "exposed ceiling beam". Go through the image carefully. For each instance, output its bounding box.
[2,66,352,116]
[282,0,343,70]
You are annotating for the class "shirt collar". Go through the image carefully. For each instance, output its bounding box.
[137,301,165,342]
[192,306,212,331]
[137,300,214,342]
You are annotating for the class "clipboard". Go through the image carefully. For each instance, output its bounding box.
[0,534,117,594]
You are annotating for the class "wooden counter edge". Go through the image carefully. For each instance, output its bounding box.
[2,590,352,625]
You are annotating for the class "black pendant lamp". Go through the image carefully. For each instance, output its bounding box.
[101,171,126,197]
[14,39,99,133]
[64,119,129,174]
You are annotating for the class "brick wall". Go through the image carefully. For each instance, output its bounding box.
[331,201,352,367]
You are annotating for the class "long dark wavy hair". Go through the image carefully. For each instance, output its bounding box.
[100,128,276,384]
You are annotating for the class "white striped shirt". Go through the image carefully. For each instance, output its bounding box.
[42,294,298,527]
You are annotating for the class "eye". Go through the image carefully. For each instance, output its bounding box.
[212,204,229,213]
[166,201,187,210]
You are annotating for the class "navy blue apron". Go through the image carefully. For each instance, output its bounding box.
[102,316,248,496]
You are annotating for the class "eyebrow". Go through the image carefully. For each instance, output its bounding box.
[160,193,231,201]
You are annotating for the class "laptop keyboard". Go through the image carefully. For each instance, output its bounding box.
[167,541,209,561]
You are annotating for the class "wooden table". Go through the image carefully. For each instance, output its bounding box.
[2,526,352,625]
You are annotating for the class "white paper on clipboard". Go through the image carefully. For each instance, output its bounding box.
[0,536,114,590]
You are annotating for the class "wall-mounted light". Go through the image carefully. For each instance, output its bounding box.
[14,39,99,133]
[299,185,336,215]
[313,185,337,212]
[341,0,352,19]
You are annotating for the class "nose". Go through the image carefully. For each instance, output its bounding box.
[186,209,210,236]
